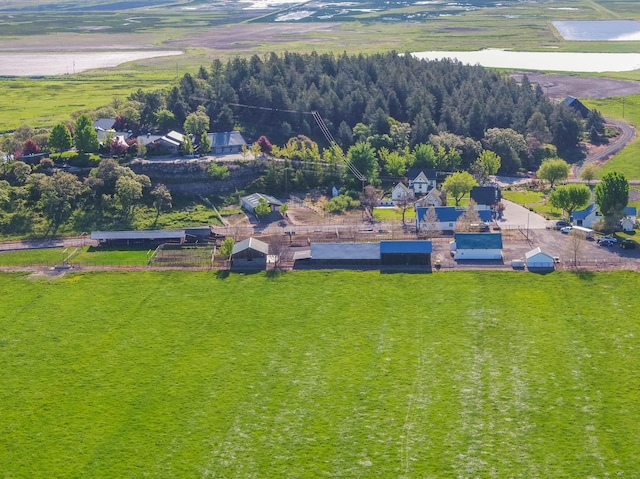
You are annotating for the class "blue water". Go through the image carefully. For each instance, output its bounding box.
[553,20,640,41]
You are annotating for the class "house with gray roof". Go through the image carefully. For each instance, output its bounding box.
[206,131,247,154]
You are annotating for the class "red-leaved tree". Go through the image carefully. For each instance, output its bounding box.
[257,135,273,154]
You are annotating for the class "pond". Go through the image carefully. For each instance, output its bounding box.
[553,20,640,41]
[0,51,183,76]
[411,49,640,73]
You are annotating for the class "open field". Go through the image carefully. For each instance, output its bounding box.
[2,270,640,477]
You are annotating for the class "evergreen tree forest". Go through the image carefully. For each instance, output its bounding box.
[125,51,583,178]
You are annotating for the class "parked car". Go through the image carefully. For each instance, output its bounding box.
[620,238,636,249]
[599,238,616,247]
[596,235,617,244]
[555,220,570,228]
[560,226,573,234]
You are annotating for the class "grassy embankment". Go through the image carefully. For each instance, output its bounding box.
[1,270,640,477]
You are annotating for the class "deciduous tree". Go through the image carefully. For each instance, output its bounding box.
[443,171,478,206]
[537,158,570,188]
[595,171,629,225]
[151,183,172,223]
[548,184,591,218]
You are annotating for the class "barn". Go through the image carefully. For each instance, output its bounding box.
[231,237,269,270]
[380,240,432,267]
[525,247,555,269]
[309,243,380,268]
[453,233,503,260]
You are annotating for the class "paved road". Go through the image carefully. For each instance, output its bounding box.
[574,118,636,177]
[498,200,549,229]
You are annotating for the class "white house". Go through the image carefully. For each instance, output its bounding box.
[414,188,444,208]
[452,233,503,260]
[572,203,600,228]
[525,247,555,269]
[391,182,414,205]
[621,216,635,232]
[407,168,437,195]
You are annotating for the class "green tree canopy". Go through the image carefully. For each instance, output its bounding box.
[74,114,99,154]
[548,184,591,218]
[472,150,501,183]
[48,123,73,153]
[39,170,84,234]
[443,171,478,206]
[183,106,210,136]
[347,142,378,187]
[199,132,211,155]
[537,158,570,188]
[579,164,598,185]
[595,171,629,224]
[254,197,271,218]
[151,183,172,223]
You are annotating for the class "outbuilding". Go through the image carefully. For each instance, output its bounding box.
[525,247,555,269]
[231,237,269,270]
[91,229,187,246]
[380,240,432,267]
[309,242,380,268]
[452,233,503,260]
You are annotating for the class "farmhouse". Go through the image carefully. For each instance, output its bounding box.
[206,131,246,154]
[452,232,503,260]
[414,188,444,208]
[231,237,269,270]
[390,182,413,205]
[154,130,187,155]
[415,206,493,232]
[525,247,555,269]
[241,193,283,214]
[406,168,438,195]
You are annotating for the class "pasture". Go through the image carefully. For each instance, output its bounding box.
[1,270,640,477]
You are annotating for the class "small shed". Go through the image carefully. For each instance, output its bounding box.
[241,193,283,213]
[525,247,555,269]
[310,242,380,268]
[380,240,432,267]
[453,233,503,260]
[621,216,635,232]
[231,237,269,270]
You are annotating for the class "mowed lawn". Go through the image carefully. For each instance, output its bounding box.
[2,270,640,477]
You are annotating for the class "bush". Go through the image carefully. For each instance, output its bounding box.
[325,194,360,214]
[208,162,230,180]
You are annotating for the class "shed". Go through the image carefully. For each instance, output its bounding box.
[310,242,380,268]
[621,216,635,232]
[453,233,503,260]
[91,229,186,246]
[525,247,555,269]
[231,237,269,270]
[241,193,283,213]
[380,240,432,266]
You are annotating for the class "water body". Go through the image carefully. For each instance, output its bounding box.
[0,51,183,76]
[553,20,640,41]
[411,50,640,73]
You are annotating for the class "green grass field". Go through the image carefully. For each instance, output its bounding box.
[2,270,640,477]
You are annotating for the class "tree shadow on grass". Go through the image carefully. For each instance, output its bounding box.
[570,269,596,281]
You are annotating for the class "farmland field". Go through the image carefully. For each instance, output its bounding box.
[2,270,640,477]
